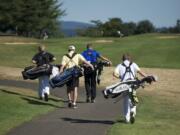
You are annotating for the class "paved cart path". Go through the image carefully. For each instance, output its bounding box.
[0,79,121,135]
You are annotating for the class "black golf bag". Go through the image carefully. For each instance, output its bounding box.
[49,66,83,88]
[102,76,156,99]
[96,60,111,84]
[22,64,53,80]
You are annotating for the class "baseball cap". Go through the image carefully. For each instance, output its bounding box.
[68,45,75,51]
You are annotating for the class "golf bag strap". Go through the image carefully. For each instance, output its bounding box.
[64,53,80,68]
[121,62,135,81]
[65,53,77,59]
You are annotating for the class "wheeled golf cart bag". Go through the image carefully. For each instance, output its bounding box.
[22,64,52,80]
[49,66,83,88]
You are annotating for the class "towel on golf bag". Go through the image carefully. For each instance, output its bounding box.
[49,66,83,88]
[22,64,52,80]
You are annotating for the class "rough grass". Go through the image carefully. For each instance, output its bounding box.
[107,92,180,135]
[106,67,180,135]
[0,86,63,135]
[0,33,180,69]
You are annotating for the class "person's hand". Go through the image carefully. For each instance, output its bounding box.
[90,64,94,71]
[109,61,112,66]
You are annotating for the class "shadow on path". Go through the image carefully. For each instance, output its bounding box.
[61,117,115,125]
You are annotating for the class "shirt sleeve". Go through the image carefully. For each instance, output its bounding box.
[96,51,100,58]
[47,52,55,62]
[61,55,68,66]
[114,64,121,77]
[78,54,86,63]
[132,63,140,72]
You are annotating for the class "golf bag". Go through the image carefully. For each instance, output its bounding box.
[102,76,156,99]
[49,66,83,88]
[83,60,110,84]
[96,60,111,84]
[22,64,53,80]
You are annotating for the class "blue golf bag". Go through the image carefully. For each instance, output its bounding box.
[49,66,83,88]
[22,64,53,80]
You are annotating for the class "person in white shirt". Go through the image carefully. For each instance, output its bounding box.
[113,53,147,123]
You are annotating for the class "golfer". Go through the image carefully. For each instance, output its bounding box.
[60,45,94,109]
[32,45,56,101]
[113,53,147,123]
[82,43,112,103]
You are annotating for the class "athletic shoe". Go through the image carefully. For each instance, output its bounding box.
[68,100,72,108]
[72,103,77,109]
[130,112,135,124]
[86,98,90,103]
[44,93,48,102]
[91,99,95,103]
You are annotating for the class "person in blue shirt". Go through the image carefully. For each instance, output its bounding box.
[82,43,112,103]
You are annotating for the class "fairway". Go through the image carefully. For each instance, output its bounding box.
[0,34,180,135]
[0,34,180,69]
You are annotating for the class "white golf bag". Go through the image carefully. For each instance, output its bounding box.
[103,76,156,99]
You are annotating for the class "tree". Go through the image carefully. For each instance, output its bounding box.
[135,20,155,34]
[102,18,123,37]
[121,22,136,36]
[174,19,180,33]
[0,0,65,37]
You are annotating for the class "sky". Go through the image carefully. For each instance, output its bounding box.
[60,0,180,27]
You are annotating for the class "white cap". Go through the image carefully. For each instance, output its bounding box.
[68,45,75,51]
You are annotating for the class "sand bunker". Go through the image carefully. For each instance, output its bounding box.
[94,40,113,43]
[157,36,180,39]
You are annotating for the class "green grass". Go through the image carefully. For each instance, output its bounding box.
[0,86,63,135]
[107,92,180,135]
[0,33,180,69]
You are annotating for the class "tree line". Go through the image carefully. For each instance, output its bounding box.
[0,0,65,38]
[77,18,180,37]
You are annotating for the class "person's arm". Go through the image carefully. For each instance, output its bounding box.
[137,70,147,77]
[52,57,56,61]
[113,65,120,79]
[59,65,65,73]
[32,54,37,65]
[79,54,94,70]
[83,60,94,70]
[59,55,67,73]
[32,60,37,64]
[99,55,112,65]
[113,72,119,79]
[48,52,56,62]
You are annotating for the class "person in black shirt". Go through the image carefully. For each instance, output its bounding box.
[32,45,56,101]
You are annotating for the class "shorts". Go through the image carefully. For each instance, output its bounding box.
[66,77,79,90]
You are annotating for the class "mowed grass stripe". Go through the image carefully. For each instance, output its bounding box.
[0,34,180,69]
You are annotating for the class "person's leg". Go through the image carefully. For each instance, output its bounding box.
[38,76,43,99]
[123,94,131,123]
[72,87,78,104]
[91,71,97,102]
[41,75,50,101]
[130,105,136,124]
[84,74,91,102]
[66,80,73,108]
[72,78,79,108]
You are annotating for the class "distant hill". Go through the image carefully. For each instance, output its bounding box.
[60,21,93,36]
